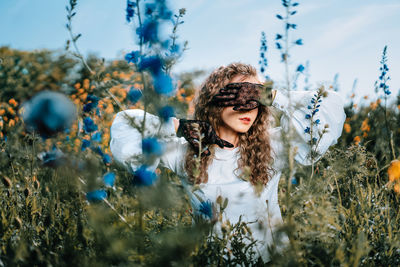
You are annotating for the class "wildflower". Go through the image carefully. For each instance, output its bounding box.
[314,119,320,125]
[276,14,283,20]
[103,172,116,187]
[86,190,107,202]
[91,132,102,142]
[8,98,18,107]
[142,137,164,156]
[361,119,370,132]
[394,183,400,194]
[291,177,298,185]
[275,34,282,40]
[125,50,140,64]
[305,114,311,119]
[83,117,98,133]
[153,72,174,95]
[81,139,91,151]
[21,91,77,138]
[353,136,361,145]
[126,0,136,22]
[133,165,158,186]
[296,64,305,72]
[199,200,213,219]
[304,127,310,133]
[138,56,163,75]
[294,39,303,45]
[158,106,175,122]
[388,159,400,182]
[102,154,112,165]
[136,19,159,45]
[343,123,351,133]
[127,87,142,103]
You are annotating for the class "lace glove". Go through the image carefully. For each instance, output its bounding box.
[176,119,234,156]
[211,82,274,111]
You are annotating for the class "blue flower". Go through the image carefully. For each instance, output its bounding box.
[81,139,91,151]
[305,114,311,119]
[292,2,299,6]
[83,102,96,112]
[128,88,142,103]
[126,0,136,23]
[102,154,112,165]
[276,42,282,49]
[83,117,98,133]
[296,64,305,72]
[92,145,104,156]
[37,146,65,168]
[314,119,320,125]
[199,200,213,219]
[294,39,303,45]
[291,177,297,185]
[103,172,116,187]
[133,165,158,186]
[304,127,310,133]
[312,109,319,115]
[307,105,312,109]
[142,137,163,156]
[91,132,102,142]
[138,56,163,75]
[86,190,107,202]
[153,72,174,95]
[158,106,175,122]
[136,19,159,45]
[125,50,140,64]
[22,91,77,138]
[276,14,283,20]
[275,34,283,40]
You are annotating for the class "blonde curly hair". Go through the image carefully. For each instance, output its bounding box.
[184,62,275,187]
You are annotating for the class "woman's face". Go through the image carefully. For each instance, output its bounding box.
[219,75,261,133]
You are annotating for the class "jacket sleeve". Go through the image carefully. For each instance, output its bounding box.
[109,109,187,176]
[269,89,346,166]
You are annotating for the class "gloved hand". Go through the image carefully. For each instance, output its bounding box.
[176,119,234,156]
[211,82,273,111]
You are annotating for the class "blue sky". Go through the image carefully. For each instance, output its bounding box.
[1,0,399,105]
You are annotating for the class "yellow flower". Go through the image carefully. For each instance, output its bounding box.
[388,160,400,182]
[353,136,361,145]
[344,123,351,133]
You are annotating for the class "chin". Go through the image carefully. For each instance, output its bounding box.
[235,126,252,133]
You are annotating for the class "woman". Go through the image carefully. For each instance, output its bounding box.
[110,63,346,262]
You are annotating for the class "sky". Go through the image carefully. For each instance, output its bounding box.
[1,0,399,106]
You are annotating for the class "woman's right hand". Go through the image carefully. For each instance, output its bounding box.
[176,119,233,156]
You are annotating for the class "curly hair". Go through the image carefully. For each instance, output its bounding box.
[184,62,275,187]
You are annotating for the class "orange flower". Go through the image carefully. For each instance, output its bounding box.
[370,102,378,110]
[350,93,355,98]
[353,104,358,109]
[398,105,400,111]
[344,123,351,133]
[394,183,400,194]
[361,119,370,132]
[7,107,15,115]
[83,79,90,90]
[0,121,3,128]
[363,132,368,138]
[8,99,18,106]
[8,119,15,127]
[363,95,368,100]
[377,99,381,105]
[0,109,5,115]
[388,160,400,182]
[74,83,81,90]
[353,136,361,145]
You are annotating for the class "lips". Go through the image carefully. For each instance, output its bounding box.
[239,117,251,123]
